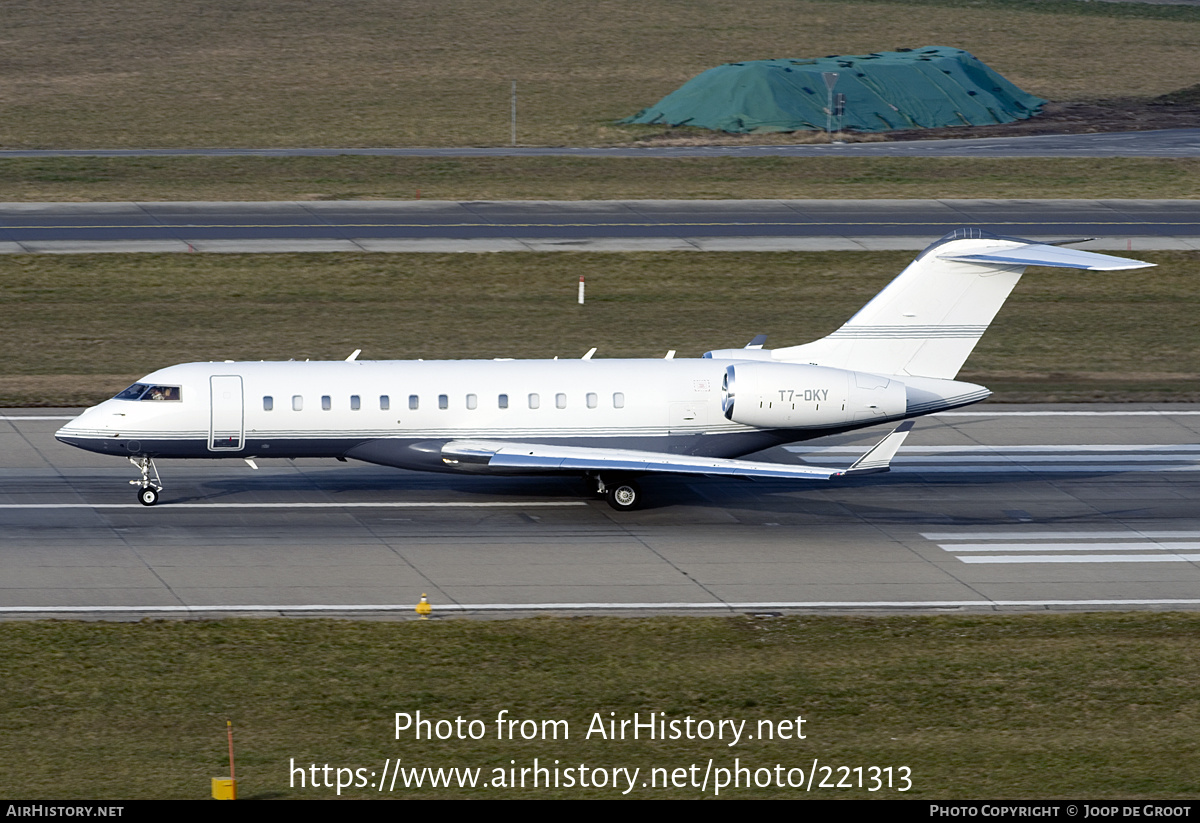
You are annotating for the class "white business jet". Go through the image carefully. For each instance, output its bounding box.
[56,229,1152,510]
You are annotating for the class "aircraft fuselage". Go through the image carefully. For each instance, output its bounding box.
[55,358,977,474]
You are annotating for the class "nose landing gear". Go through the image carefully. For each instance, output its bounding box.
[129,456,163,506]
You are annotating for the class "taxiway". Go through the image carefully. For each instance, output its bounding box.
[2,199,1197,254]
[4,406,1200,619]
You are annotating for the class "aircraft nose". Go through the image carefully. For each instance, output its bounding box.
[55,409,86,441]
[55,404,120,452]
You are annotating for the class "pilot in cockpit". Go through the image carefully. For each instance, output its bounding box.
[144,386,180,401]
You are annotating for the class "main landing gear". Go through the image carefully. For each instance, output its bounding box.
[129,456,163,506]
[593,474,642,512]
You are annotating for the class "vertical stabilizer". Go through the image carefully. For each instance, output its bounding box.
[771,229,1153,380]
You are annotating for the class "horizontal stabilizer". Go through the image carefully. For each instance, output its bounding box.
[939,244,1155,271]
[772,229,1154,379]
[441,423,914,481]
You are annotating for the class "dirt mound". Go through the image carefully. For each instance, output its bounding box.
[883,96,1200,141]
[633,84,1200,145]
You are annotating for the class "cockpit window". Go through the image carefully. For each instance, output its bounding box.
[143,385,181,401]
[114,383,181,401]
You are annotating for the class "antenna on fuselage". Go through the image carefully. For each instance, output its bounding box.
[345,349,361,362]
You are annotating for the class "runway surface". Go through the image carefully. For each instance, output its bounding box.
[3,199,1198,254]
[5,405,1200,619]
[3,128,1200,158]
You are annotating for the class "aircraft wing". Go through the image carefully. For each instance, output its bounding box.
[441,422,914,480]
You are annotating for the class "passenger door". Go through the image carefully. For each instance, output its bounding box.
[209,375,244,451]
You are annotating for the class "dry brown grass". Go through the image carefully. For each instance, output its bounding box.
[4,0,1200,148]
[4,156,1200,201]
[2,250,1197,406]
[4,614,1200,799]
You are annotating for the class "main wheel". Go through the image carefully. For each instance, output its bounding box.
[605,480,641,511]
[138,487,159,506]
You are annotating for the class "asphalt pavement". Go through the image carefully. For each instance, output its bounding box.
[2,199,1196,254]
[4,406,1200,619]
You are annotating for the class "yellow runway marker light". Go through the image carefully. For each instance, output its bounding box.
[416,593,432,619]
[212,720,237,799]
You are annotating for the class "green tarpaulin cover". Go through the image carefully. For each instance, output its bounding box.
[620,46,1045,133]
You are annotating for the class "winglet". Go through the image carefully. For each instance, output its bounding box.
[843,421,915,475]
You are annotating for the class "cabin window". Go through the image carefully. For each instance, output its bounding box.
[380,395,390,410]
[528,393,540,409]
[586,392,598,409]
[438,394,449,410]
[292,395,303,411]
[613,392,625,409]
[498,393,509,409]
[556,393,567,409]
[466,393,477,410]
[408,395,418,410]
[321,395,332,411]
[350,395,361,411]
[263,396,273,411]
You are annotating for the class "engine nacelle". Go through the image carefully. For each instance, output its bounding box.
[722,362,907,429]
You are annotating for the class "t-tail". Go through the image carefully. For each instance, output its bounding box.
[771,229,1154,380]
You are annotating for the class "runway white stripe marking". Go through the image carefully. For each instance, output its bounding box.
[0,501,587,509]
[942,542,1200,552]
[924,529,1200,565]
[0,598,1198,615]
[789,444,1200,473]
[960,445,1200,452]
[892,465,1200,473]
[790,445,1200,454]
[895,455,1200,462]
[923,530,1200,540]
[937,411,1200,416]
[959,554,1200,564]
[0,416,75,420]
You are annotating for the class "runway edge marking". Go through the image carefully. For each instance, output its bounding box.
[3,599,1200,616]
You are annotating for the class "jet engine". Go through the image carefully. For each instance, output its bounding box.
[722,362,906,429]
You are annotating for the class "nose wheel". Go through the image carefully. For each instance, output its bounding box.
[128,457,163,506]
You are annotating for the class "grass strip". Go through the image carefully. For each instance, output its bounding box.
[4,156,1200,202]
[0,251,1196,407]
[1,613,1198,799]
[848,0,1200,23]
[6,1,1200,148]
